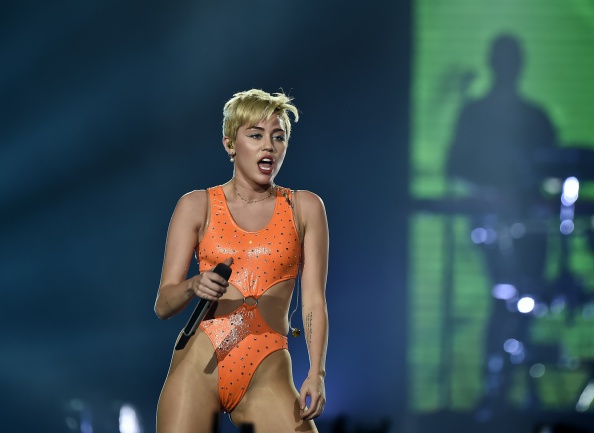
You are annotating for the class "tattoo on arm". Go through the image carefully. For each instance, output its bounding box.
[306,312,313,346]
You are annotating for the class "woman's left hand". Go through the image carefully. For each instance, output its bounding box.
[299,374,326,420]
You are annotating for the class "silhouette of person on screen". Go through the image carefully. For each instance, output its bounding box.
[447,34,558,408]
[448,34,557,213]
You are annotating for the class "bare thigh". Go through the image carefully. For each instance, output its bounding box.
[230,350,318,433]
[157,331,221,433]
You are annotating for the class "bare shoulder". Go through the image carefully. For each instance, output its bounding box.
[177,189,208,209]
[295,190,325,207]
[172,189,209,225]
[294,190,327,221]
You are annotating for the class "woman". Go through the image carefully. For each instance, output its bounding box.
[154,89,329,433]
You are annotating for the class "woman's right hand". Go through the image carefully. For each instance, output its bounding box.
[189,258,234,301]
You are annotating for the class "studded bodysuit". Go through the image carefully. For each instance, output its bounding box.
[198,185,301,413]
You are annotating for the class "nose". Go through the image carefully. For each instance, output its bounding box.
[262,137,275,152]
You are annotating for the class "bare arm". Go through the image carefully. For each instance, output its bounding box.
[297,191,329,420]
[154,191,230,320]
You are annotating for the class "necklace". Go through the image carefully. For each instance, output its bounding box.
[233,180,275,204]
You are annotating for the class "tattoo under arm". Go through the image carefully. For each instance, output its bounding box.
[306,312,313,346]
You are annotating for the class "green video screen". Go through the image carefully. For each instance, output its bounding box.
[409,0,594,412]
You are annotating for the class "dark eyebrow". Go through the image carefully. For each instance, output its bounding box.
[246,126,286,134]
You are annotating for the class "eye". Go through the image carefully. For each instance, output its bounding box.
[273,135,286,142]
[248,133,263,139]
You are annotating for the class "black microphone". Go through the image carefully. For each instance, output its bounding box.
[175,263,232,351]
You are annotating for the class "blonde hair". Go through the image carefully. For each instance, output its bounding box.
[222,89,299,143]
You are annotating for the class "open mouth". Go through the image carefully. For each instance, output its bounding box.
[258,158,273,174]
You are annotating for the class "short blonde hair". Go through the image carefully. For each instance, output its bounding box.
[222,89,299,143]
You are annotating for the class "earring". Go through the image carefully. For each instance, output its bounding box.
[227,141,235,162]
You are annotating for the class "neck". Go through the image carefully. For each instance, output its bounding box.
[231,178,275,203]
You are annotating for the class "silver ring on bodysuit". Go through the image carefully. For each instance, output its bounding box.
[243,296,258,306]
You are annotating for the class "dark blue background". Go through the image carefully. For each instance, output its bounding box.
[1,1,410,432]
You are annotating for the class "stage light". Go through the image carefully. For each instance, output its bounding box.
[503,338,522,354]
[503,339,525,363]
[119,404,142,433]
[510,222,526,238]
[560,204,575,221]
[517,296,535,313]
[492,283,517,300]
[543,177,562,195]
[529,363,545,378]
[576,380,594,412]
[471,227,487,244]
[560,219,575,235]
[561,176,579,206]
[551,296,566,314]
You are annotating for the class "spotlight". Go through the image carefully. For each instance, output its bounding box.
[492,284,517,300]
[561,177,579,206]
[517,296,535,313]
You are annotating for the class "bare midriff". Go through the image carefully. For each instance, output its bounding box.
[209,280,295,336]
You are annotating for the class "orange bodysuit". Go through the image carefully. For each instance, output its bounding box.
[198,185,301,413]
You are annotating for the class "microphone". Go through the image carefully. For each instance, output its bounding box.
[175,263,232,351]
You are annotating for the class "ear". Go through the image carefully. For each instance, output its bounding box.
[223,137,233,155]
